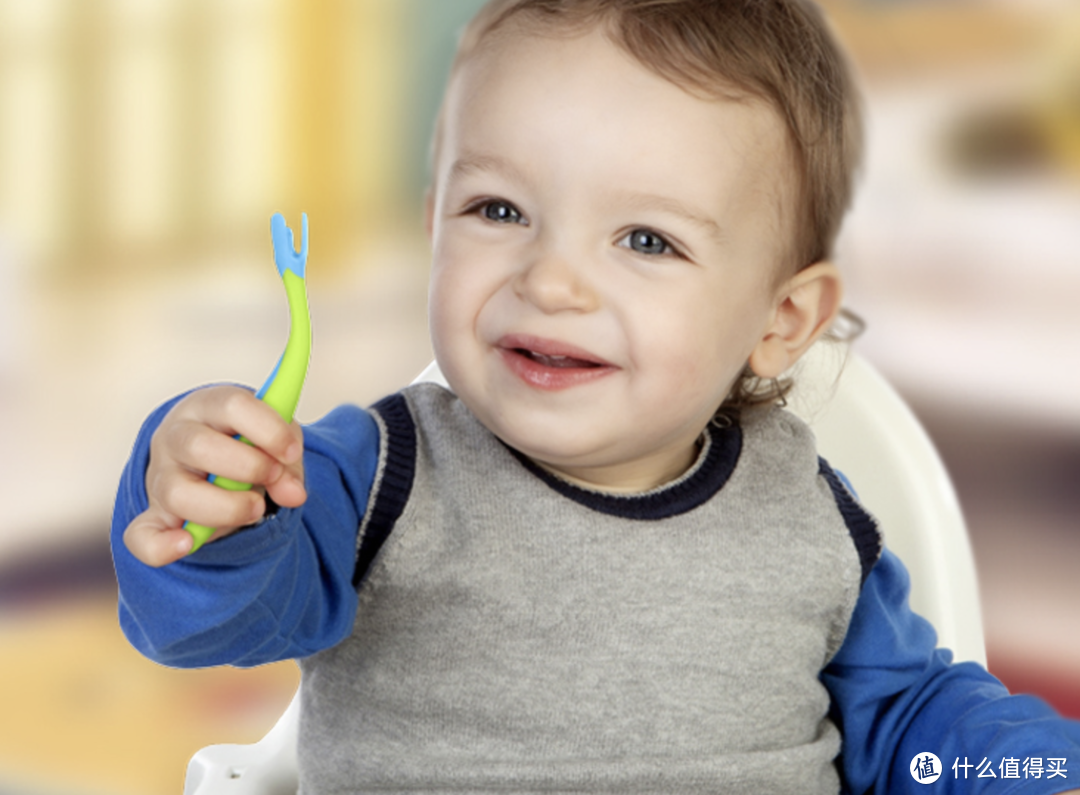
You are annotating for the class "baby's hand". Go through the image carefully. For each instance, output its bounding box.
[123,386,306,567]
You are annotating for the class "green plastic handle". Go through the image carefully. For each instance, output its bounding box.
[183,214,311,553]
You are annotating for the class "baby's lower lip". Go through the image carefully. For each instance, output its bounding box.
[498,347,618,391]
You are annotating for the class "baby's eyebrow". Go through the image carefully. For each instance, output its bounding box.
[613,190,725,243]
[447,153,533,188]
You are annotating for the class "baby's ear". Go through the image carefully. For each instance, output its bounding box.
[748,261,843,379]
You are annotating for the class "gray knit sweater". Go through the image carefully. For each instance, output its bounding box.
[298,383,880,794]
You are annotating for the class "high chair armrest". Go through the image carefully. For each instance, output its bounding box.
[184,687,300,795]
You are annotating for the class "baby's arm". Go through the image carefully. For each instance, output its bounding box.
[824,548,1080,794]
[111,389,380,667]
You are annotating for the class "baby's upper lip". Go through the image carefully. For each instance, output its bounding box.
[496,333,616,368]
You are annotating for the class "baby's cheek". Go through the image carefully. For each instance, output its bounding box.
[431,272,481,342]
[660,332,744,405]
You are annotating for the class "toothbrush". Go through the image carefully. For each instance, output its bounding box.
[183,213,312,553]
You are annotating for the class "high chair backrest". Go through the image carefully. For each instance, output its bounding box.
[182,347,985,795]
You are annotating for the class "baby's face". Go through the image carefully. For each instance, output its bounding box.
[427,25,795,491]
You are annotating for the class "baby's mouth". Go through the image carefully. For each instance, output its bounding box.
[497,333,613,369]
[514,349,602,369]
[496,333,617,391]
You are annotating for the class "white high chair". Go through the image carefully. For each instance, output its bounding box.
[182,346,985,795]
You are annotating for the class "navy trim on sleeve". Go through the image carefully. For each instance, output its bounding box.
[353,393,416,589]
[506,422,743,520]
[818,457,882,586]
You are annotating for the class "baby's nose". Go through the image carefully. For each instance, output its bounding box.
[513,249,600,314]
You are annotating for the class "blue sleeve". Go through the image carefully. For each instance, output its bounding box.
[825,547,1080,794]
[110,390,380,668]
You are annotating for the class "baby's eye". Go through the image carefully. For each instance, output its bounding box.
[476,200,524,224]
[619,228,676,257]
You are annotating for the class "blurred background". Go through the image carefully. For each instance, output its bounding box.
[0,0,1078,792]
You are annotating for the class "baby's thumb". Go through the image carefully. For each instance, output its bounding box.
[123,509,197,568]
[263,457,307,511]
[262,422,307,510]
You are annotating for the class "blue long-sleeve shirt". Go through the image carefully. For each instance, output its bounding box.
[111,391,1080,794]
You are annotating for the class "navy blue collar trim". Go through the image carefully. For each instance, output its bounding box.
[506,422,743,520]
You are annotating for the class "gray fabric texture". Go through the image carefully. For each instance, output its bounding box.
[298,383,870,794]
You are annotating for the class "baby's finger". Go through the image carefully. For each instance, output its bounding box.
[160,418,285,488]
[148,462,266,532]
[123,510,197,568]
[197,387,304,466]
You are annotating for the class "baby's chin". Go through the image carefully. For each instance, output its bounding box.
[492,422,616,469]
[478,412,625,473]
[488,419,698,494]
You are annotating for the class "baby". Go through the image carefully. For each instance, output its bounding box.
[112,1,1080,793]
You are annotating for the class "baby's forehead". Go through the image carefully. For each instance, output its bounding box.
[454,33,792,174]
[460,23,791,141]
[448,25,791,155]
